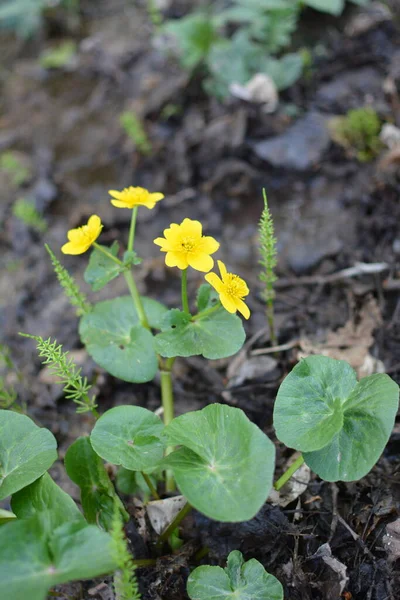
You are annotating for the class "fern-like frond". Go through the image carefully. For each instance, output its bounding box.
[45,244,91,316]
[258,188,278,344]
[111,505,141,600]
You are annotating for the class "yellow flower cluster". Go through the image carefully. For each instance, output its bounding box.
[60,187,250,319]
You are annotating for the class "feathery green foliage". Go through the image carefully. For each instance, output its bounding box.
[0,151,31,186]
[0,344,23,412]
[13,198,47,233]
[20,334,98,416]
[111,504,141,600]
[45,244,91,315]
[119,112,152,156]
[329,107,382,162]
[258,189,277,346]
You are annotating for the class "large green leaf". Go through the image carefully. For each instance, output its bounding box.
[84,242,122,291]
[273,356,357,452]
[302,0,344,15]
[0,508,16,525]
[187,550,283,600]
[154,307,246,360]
[90,406,165,473]
[164,404,275,522]
[11,473,84,527]
[0,410,58,500]
[65,437,128,530]
[0,513,117,600]
[304,373,399,481]
[79,296,168,383]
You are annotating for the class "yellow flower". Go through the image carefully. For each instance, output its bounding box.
[205,260,250,319]
[109,186,164,209]
[61,215,103,255]
[154,218,219,272]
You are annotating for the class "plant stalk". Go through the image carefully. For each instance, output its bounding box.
[158,501,192,545]
[141,472,160,500]
[192,302,221,321]
[123,271,150,329]
[128,206,138,252]
[274,454,305,491]
[160,361,176,492]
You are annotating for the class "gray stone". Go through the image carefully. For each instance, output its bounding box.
[253,112,330,171]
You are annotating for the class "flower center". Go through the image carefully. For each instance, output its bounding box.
[225,274,247,298]
[180,236,196,252]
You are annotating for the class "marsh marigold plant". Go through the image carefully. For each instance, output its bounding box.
[61,215,103,255]
[154,218,219,272]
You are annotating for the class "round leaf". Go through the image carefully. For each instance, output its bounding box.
[12,473,84,528]
[0,513,117,600]
[303,373,399,481]
[154,307,246,360]
[187,550,283,600]
[79,296,168,383]
[273,356,357,452]
[164,404,275,522]
[84,242,122,291]
[65,437,128,530]
[90,406,165,473]
[0,410,57,501]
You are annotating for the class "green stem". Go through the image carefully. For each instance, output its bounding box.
[123,270,150,330]
[274,454,305,491]
[141,472,160,500]
[128,207,138,252]
[158,502,192,545]
[132,558,157,568]
[266,302,277,347]
[192,302,221,321]
[160,365,175,492]
[181,268,190,314]
[93,242,123,266]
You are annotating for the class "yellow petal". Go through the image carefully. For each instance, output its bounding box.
[200,236,220,255]
[219,292,237,314]
[218,260,228,279]
[188,253,214,273]
[180,218,202,239]
[154,237,167,247]
[108,190,124,200]
[67,228,81,242]
[234,298,250,320]
[205,272,224,293]
[111,199,129,208]
[88,214,101,230]
[149,193,164,202]
[61,241,87,255]
[165,251,188,270]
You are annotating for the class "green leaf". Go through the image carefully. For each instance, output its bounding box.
[79,296,168,383]
[65,437,128,530]
[0,513,117,600]
[164,404,275,522]
[302,0,344,15]
[11,473,84,528]
[123,250,142,267]
[116,466,160,499]
[187,550,283,600]
[265,53,303,91]
[164,12,218,70]
[273,356,357,452]
[0,410,58,501]
[84,242,122,291]
[91,406,165,473]
[274,356,399,481]
[196,283,219,312]
[0,508,16,525]
[303,373,399,481]
[154,306,245,360]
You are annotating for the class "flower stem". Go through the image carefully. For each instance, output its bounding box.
[123,271,150,330]
[141,471,160,500]
[128,206,138,252]
[160,360,176,492]
[181,268,190,314]
[93,242,123,266]
[192,302,221,321]
[274,454,305,491]
[158,501,192,545]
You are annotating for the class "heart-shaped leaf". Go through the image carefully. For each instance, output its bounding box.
[90,406,165,473]
[273,356,357,452]
[187,550,283,600]
[0,410,58,500]
[12,473,84,527]
[79,296,168,383]
[154,307,245,360]
[196,283,219,312]
[273,356,399,481]
[303,373,399,481]
[164,404,275,522]
[0,513,117,600]
[302,0,344,15]
[65,437,128,530]
[84,242,122,291]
